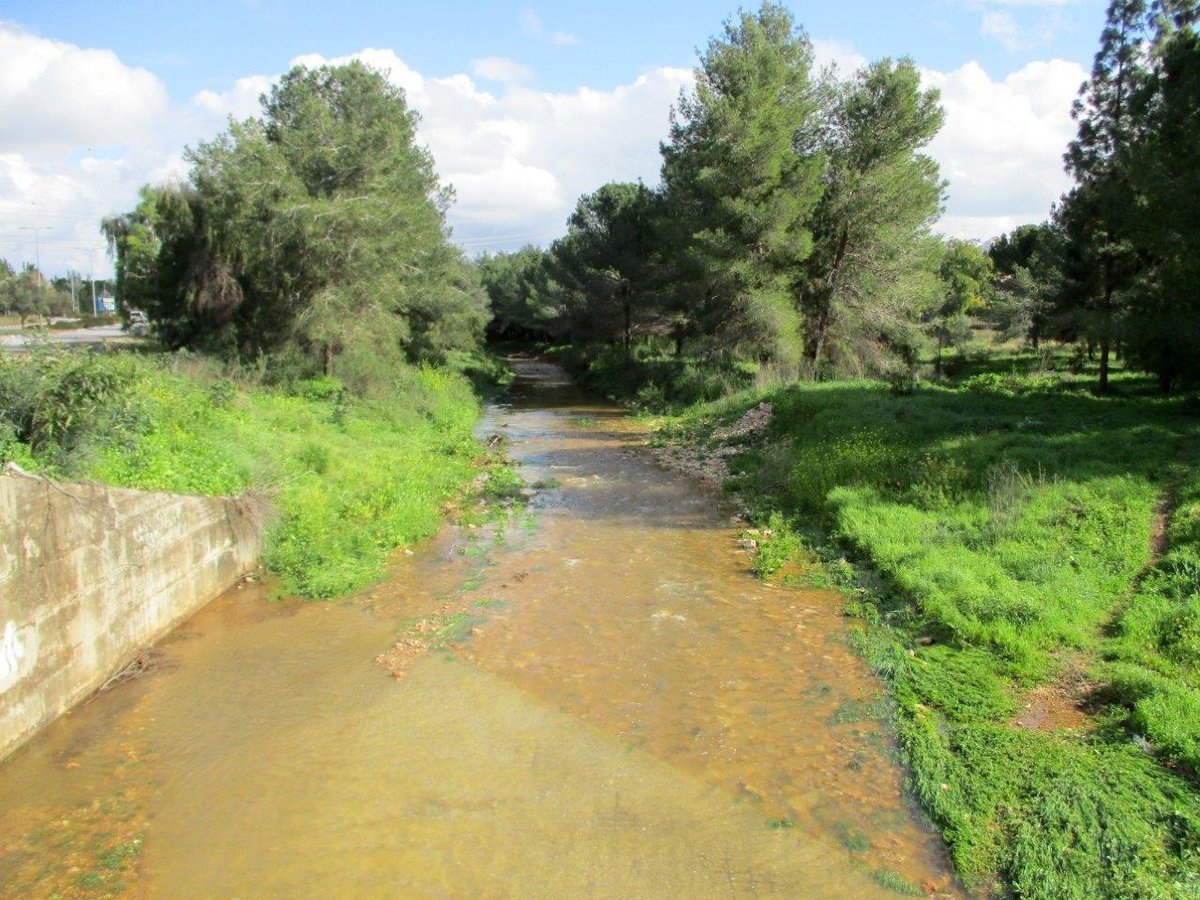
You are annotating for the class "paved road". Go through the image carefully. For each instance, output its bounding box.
[0,325,142,350]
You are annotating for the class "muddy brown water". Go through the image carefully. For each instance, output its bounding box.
[0,360,958,898]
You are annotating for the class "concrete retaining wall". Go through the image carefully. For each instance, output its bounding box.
[0,466,264,760]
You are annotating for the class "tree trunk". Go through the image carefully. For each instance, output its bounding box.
[323,342,334,377]
[1099,339,1110,393]
[807,226,850,370]
[622,300,632,354]
[809,303,831,371]
[935,331,944,377]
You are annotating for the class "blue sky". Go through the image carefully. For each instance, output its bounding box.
[9,0,1104,94]
[1,1,1107,275]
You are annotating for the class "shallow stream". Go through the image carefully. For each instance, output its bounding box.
[0,360,957,898]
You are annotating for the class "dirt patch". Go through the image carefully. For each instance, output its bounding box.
[648,402,772,503]
[1148,488,1176,566]
[374,610,455,677]
[1011,653,1097,732]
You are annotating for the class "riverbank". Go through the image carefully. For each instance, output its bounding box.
[645,372,1200,897]
[0,349,500,598]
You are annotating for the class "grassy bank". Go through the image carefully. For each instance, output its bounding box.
[647,363,1200,896]
[0,349,494,598]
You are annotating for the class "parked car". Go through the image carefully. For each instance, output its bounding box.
[126,310,150,336]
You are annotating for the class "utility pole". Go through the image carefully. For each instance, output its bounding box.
[89,249,98,316]
[18,226,51,276]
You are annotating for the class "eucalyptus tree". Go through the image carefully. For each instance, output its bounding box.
[659,2,824,364]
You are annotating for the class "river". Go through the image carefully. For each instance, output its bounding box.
[0,360,957,898]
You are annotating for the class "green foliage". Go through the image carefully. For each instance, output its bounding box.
[1054,1,1200,393]
[801,57,945,375]
[478,246,558,342]
[1106,474,1200,775]
[555,343,754,411]
[870,868,923,896]
[987,222,1066,350]
[659,1,824,364]
[1122,23,1200,390]
[105,61,488,376]
[548,182,667,350]
[0,351,481,599]
[749,512,801,578]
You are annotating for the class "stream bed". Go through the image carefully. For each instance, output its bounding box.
[0,360,958,898]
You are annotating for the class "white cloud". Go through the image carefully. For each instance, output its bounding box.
[520,9,579,47]
[290,49,691,247]
[0,25,178,276]
[923,58,1086,240]
[981,11,1023,51]
[192,74,273,119]
[471,56,534,84]
[0,23,167,151]
[812,39,867,75]
[968,0,1069,51]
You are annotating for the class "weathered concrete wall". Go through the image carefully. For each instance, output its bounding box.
[0,466,264,760]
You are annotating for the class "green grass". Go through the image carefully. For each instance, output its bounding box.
[0,350,485,598]
[654,360,1200,897]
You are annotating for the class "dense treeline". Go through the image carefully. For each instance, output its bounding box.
[981,1,1200,393]
[483,0,1200,396]
[0,261,101,324]
[482,3,946,384]
[103,62,488,392]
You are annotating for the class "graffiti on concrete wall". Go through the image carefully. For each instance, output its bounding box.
[0,621,31,691]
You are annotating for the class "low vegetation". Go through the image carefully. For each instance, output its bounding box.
[0,349,490,598]
[647,349,1200,897]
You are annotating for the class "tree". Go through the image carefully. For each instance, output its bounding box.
[548,182,665,350]
[0,267,54,325]
[659,2,824,364]
[928,240,991,376]
[104,61,486,381]
[988,222,1065,348]
[1122,9,1200,389]
[801,58,945,374]
[477,247,557,342]
[1058,0,1153,392]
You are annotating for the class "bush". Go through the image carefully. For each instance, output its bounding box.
[0,351,484,599]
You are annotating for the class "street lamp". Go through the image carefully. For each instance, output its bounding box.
[18,226,51,275]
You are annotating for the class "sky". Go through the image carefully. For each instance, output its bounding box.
[1,0,1107,278]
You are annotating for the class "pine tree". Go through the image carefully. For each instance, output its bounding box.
[801,58,944,373]
[659,2,824,364]
[1058,0,1152,392]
